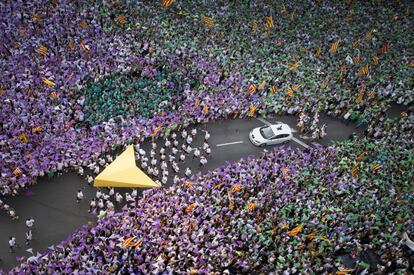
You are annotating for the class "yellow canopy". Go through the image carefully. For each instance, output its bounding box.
[94,145,159,188]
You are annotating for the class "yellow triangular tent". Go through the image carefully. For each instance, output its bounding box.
[94,145,159,188]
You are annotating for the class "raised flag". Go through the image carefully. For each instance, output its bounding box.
[265,8,274,29]
[358,65,369,76]
[288,63,300,71]
[185,203,196,214]
[249,84,257,94]
[42,77,56,87]
[36,43,48,56]
[282,167,290,175]
[329,41,339,54]
[289,11,295,22]
[203,105,209,114]
[353,54,360,65]
[31,13,43,23]
[372,55,379,65]
[116,15,126,25]
[79,20,88,29]
[270,85,277,94]
[201,15,214,28]
[80,39,88,52]
[292,84,301,91]
[364,31,373,42]
[50,91,58,100]
[67,38,74,51]
[13,167,22,176]
[357,152,366,160]
[336,269,355,275]
[161,0,174,7]
[315,47,322,57]
[378,41,390,54]
[19,133,29,143]
[356,92,364,104]
[322,79,329,89]
[231,183,242,193]
[287,224,303,236]
[352,39,360,49]
[368,90,375,99]
[151,125,162,137]
[194,99,200,108]
[252,20,258,31]
[248,104,258,117]
[352,163,359,179]
[372,163,383,172]
[258,81,266,90]
[32,126,42,133]
[247,202,255,211]
[287,87,294,97]
[228,191,234,209]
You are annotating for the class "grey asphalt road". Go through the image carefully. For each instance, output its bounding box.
[0,115,363,271]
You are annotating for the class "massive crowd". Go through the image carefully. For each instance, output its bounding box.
[1,0,413,273]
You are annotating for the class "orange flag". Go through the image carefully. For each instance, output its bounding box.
[249,84,257,94]
[287,224,303,236]
[151,125,162,137]
[248,104,258,117]
[329,41,339,54]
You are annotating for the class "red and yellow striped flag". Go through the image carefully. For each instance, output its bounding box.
[194,99,200,108]
[247,201,255,211]
[315,47,322,57]
[231,183,242,193]
[122,237,143,247]
[372,163,383,172]
[359,65,369,76]
[161,0,174,7]
[292,84,302,91]
[13,167,22,176]
[185,203,196,214]
[372,55,379,65]
[31,13,43,23]
[352,163,359,179]
[248,104,258,117]
[287,224,303,236]
[258,81,266,90]
[368,90,375,99]
[364,31,373,42]
[36,43,48,56]
[80,39,88,52]
[32,126,42,133]
[50,91,58,100]
[322,79,329,89]
[336,269,355,275]
[352,39,360,49]
[329,41,339,54]
[357,152,366,161]
[378,41,390,54]
[67,38,74,51]
[270,85,277,94]
[19,133,28,143]
[265,15,274,29]
[353,54,360,65]
[288,63,300,71]
[356,91,364,104]
[252,20,258,31]
[287,87,294,97]
[249,84,257,94]
[227,191,234,209]
[79,20,88,29]
[116,15,126,25]
[201,15,214,28]
[203,104,209,114]
[42,77,56,88]
[151,125,162,137]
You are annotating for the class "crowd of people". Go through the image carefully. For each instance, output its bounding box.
[1,0,413,273]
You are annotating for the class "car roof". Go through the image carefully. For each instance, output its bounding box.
[269,123,292,135]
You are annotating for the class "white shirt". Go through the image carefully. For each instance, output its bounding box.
[194,149,201,157]
[77,191,84,200]
[185,168,191,177]
[26,219,34,228]
[9,237,16,246]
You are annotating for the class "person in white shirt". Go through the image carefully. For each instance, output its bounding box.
[150,149,156,158]
[109,188,115,197]
[191,128,197,136]
[161,161,167,170]
[153,168,159,177]
[200,156,208,167]
[172,147,178,155]
[173,139,179,147]
[26,217,34,229]
[98,199,104,209]
[115,193,123,204]
[96,190,102,199]
[161,175,168,185]
[165,139,171,147]
[202,142,209,151]
[173,175,180,184]
[186,135,193,145]
[151,142,157,150]
[204,130,210,141]
[139,148,146,156]
[26,230,32,246]
[185,168,192,177]
[160,147,166,155]
[205,147,212,157]
[172,132,177,139]
[89,199,96,213]
[9,236,16,253]
[76,190,84,203]
[181,130,187,139]
[141,161,148,169]
[169,154,175,163]
[179,153,186,162]
[193,148,201,159]
[151,158,157,166]
[106,200,114,209]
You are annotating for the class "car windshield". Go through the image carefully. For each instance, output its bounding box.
[259,126,275,139]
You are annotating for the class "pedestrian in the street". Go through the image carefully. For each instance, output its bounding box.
[25,230,32,246]
[26,217,34,230]
[9,236,16,253]
[76,190,84,203]
[185,167,192,177]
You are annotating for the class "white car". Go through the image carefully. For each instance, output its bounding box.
[249,122,292,146]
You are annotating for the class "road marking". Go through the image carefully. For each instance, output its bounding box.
[257,117,272,126]
[257,117,297,132]
[216,141,244,147]
[291,137,310,149]
[299,135,312,140]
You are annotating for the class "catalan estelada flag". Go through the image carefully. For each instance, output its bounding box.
[249,84,257,94]
[116,15,126,25]
[161,0,174,7]
[368,90,375,99]
[31,13,42,23]
[13,167,22,176]
[372,55,379,65]
[352,163,359,179]
[252,20,258,31]
[203,104,209,114]
[378,41,390,54]
[265,8,274,29]
[315,47,322,57]
[359,65,369,76]
[288,63,300,71]
[352,39,360,49]
[42,77,56,88]
[329,41,339,54]
[36,43,48,56]
[353,54,360,65]
[248,104,258,117]
[270,85,277,93]
[19,133,28,143]
[201,15,214,28]
[372,163,383,172]
[151,125,162,137]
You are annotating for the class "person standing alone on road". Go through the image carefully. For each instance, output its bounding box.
[77,190,84,203]
[9,236,16,253]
